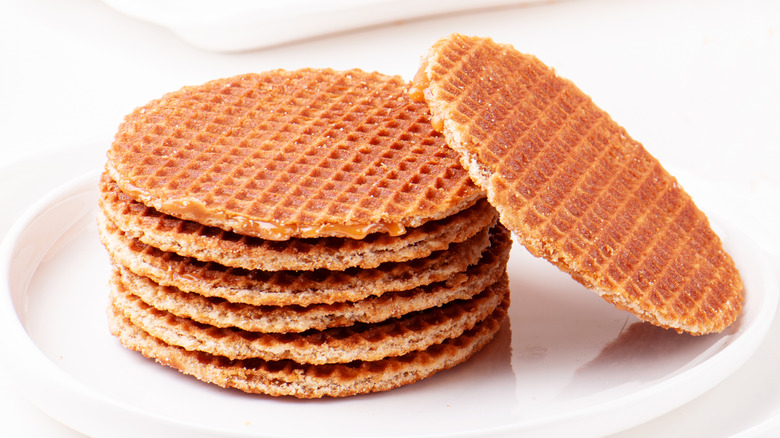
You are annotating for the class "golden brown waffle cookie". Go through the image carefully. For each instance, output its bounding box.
[411,34,743,334]
[99,173,497,271]
[107,296,507,398]
[110,227,509,332]
[98,212,503,307]
[110,274,508,364]
[106,68,484,241]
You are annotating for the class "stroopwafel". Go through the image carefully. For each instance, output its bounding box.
[106,68,485,241]
[411,33,743,334]
[100,67,512,398]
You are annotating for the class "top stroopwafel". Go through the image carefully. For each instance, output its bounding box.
[106,68,484,241]
[411,34,743,335]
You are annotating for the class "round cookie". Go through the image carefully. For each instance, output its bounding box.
[106,68,485,241]
[411,33,743,334]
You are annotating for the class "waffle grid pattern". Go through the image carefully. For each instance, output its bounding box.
[108,69,483,239]
[416,34,742,334]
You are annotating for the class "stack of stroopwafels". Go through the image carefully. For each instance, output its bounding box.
[99,68,512,398]
[100,34,746,399]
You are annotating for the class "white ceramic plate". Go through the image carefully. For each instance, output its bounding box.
[1,170,776,438]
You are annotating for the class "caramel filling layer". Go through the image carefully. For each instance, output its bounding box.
[108,167,406,240]
[409,66,445,131]
[160,197,406,240]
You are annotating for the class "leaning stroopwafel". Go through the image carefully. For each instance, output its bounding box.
[411,33,743,334]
